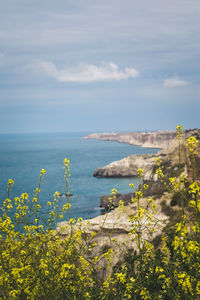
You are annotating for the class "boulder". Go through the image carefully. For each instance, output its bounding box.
[100,193,134,209]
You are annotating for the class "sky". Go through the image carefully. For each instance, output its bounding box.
[0,0,200,133]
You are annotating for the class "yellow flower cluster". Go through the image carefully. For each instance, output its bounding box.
[186,136,198,154]
[176,125,183,138]
[0,127,200,299]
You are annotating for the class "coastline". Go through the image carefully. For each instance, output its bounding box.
[84,130,177,149]
[85,128,200,179]
[57,128,200,264]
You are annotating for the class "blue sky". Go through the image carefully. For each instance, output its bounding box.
[0,0,199,133]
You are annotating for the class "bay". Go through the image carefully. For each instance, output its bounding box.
[0,132,159,220]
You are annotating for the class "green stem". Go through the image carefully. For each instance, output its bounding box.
[65,179,71,221]
[137,177,142,255]
[192,154,195,182]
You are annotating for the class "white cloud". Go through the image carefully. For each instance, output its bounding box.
[28,61,139,83]
[164,76,189,87]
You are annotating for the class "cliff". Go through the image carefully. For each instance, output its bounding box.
[57,193,172,269]
[92,129,200,179]
[93,153,164,178]
[57,128,200,271]
[93,128,200,208]
[84,130,177,149]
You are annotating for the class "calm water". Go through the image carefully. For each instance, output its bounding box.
[0,132,159,220]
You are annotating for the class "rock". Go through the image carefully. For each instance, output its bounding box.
[93,129,200,180]
[142,179,167,197]
[85,129,200,149]
[85,130,177,149]
[57,128,200,275]
[100,193,134,209]
[56,193,173,272]
[93,153,160,179]
[96,129,200,209]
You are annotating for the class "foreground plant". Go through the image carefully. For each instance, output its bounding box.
[0,126,200,299]
[0,160,99,299]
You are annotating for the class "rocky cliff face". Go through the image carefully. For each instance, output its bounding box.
[57,129,200,271]
[92,129,200,179]
[57,192,182,272]
[94,128,200,208]
[85,129,200,149]
[93,153,167,179]
[57,194,172,269]
[85,131,177,148]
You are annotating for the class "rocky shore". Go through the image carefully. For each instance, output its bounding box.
[84,130,177,148]
[57,128,200,262]
[57,193,171,263]
[92,129,199,179]
[93,153,163,178]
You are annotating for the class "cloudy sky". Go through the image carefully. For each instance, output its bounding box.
[0,0,199,133]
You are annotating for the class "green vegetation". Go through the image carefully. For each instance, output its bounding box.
[0,126,200,299]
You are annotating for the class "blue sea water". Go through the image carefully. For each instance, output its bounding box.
[0,132,159,220]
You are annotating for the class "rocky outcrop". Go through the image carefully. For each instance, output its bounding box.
[93,129,200,180]
[93,153,168,179]
[97,129,200,209]
[56,192,180,269]
[99,175,173,209]
[57,129,200,274]
[85,131,177,149]
[85,129,200,149]
[100,193,134,209]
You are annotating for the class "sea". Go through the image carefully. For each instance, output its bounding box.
[0,132,159,221]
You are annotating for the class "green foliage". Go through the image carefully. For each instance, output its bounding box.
[0,127,200,299]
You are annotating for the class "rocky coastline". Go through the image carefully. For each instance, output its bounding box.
[90,129,199,179]
[58,128,200,260]
[93,153,163,179]
[84,130,177,149]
